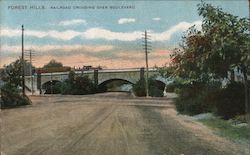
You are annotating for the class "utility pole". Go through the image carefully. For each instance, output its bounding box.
[30,50,34,95]
[21,25,25,96]
[143,30,151,97]
[25,49,34,95]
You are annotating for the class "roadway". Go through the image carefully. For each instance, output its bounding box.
[0,93,245,155]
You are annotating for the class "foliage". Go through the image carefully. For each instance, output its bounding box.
[60,71,96,95]
[1,59,22,87]
[1,59,35,86]
[72,76,96,95]
[171,3,250,81]
[169,2,250,118]
[60,79,73,95]
[0,59,32,108]
[1,83,30,108]
[133,78,146,97]
[215,82,245,119]
[175,81,221,115]
[43,59,63,68]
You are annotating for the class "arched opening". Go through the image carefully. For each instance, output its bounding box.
[154,80,166,91]
[98,79,134,92]
[42,80,62,94]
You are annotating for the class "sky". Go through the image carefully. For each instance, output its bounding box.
[0,0,249,69]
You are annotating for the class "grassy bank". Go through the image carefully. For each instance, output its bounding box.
[199,117,250,141]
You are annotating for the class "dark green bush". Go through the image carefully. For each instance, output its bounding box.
[60,79,72,95]
[53,82,62,94]
[60,75,96,95]
[215,82,245,119]
[72,76,96,95]
[175,82,220,115]
[133,78,146,97]
[1,83,30,108]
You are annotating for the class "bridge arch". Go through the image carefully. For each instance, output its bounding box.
[153,80,166,91]
[42,80,62,94]
[98,78,134,92]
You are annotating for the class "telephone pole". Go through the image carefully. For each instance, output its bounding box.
[143,30,151,97]
[25,49,34,95]
[21,25,25,96]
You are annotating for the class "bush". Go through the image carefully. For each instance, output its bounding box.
[215,82,245,119]
[175,82,220,115]
[1,83,30,108]
[60,75,96,95]
[133,78,146,97]
[60,79,72,95]
[72,76,96,95]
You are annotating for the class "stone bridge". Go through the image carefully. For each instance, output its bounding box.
[25,68,168,94]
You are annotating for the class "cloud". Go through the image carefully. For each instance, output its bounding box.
[150,20,202,41]
[58,19,87,26]
[152,17,161,21]
[1,44,114,55]
[118,18,136,24]
[83,28,141,41]
[1,20,201,42]
[1,28,82,40]
[1,44,172,68]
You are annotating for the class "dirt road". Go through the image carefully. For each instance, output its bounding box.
[0,93,246,155]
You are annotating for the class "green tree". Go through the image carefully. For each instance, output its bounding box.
[1,59,31,108]
[43,59,63,68]
[60,71,96,95]
[171,2,250,114]
[1,59,23,87]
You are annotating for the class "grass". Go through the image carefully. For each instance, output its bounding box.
[199,118,250,141]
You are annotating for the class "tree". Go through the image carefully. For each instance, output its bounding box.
[1,59,22,87]
[1,59,31,108]
[43,59,63,68]
[171,2,250,114]
[60,71,96,95]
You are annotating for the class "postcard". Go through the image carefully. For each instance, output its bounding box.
[0,0,249,155]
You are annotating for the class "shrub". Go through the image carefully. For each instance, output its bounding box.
[53,82,62,94]
[72,76,96,95]
[175,82,220,115]
[1,83,30,108]
[60,80,72,95]
[60,75,96,95]
[133,78,146,97]
[215,82,245,119]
